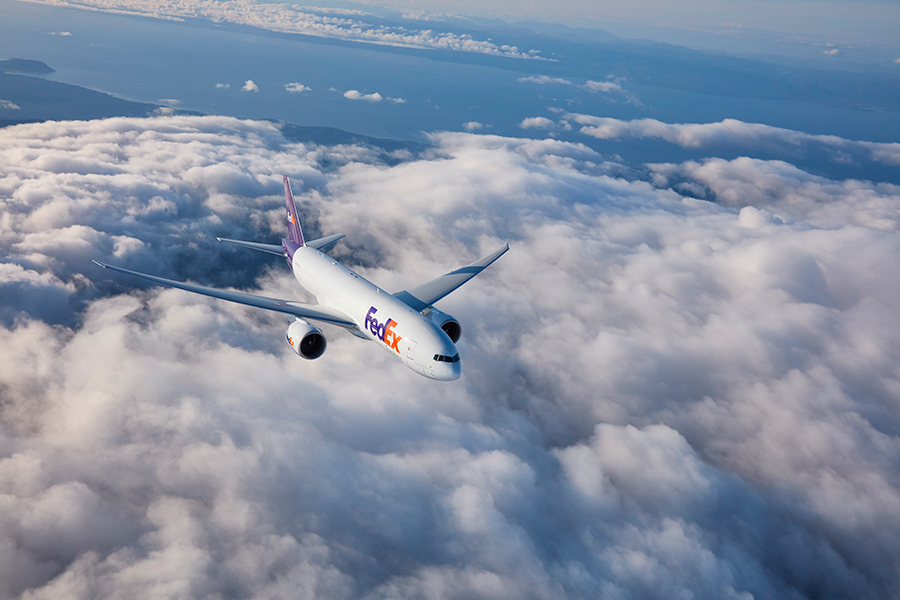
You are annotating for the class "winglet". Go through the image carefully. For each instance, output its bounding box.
[284,175,305,247]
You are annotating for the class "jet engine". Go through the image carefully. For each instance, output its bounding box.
[286,318,327,359]
[423,307,461,343]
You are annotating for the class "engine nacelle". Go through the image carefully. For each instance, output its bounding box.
[423,307,461,343]
[285,318,327,359]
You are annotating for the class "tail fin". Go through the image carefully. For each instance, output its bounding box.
[283,175,305,247]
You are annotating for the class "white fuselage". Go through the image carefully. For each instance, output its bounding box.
[291,245,461,381]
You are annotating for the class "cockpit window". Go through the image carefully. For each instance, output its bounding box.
[433,353,460,363]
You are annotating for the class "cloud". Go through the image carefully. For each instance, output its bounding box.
[823,48,840,56]
[1,116,900,598]
[517,75,573,86]
[46,30,72,35]
[518,75,626,95]
[583,79,622,93]
[1,99,21,109]
[566,114,900,166]
[241,80,259,92]
[284,82,310,94]
[25,0,546,59]
[215,83,230,89]
[343,90,382,102]
[649,156,900,230]
[463,121,488,132]
[518,116,555,130]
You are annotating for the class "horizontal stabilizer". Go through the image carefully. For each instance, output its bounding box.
[217,237,283,255]
[218,233,344,255]
[393,243,509,311]
[307,233,345,253]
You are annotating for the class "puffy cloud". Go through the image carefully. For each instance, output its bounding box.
[1,116,900,598]
[649,156,900,230]
[518,116,555,129]
[24,0,546,59]
[241,80,259,92]
[215,82,230,89]
[463,121,487,131]
[1,99,21,109]
[343,90,382,102]
[284,82,310,94]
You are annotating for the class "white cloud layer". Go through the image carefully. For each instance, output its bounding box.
[241,80,259,92]
[21,0,545,59]
[1,116,900,598]
[566,114,900,166]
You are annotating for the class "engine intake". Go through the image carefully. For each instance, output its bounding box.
[286,318,327,359]
[424,307,461,343]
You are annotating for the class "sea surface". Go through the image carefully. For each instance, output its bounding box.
[2,0,899,148]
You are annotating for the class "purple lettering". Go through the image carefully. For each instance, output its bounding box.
[365,306,378,335]
[364,306,402,353]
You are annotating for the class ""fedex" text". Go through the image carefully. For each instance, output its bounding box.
[365,306,402,352]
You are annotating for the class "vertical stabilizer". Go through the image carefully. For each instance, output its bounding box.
[283,175,305,247]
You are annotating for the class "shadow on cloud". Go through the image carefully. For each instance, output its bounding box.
[0,116,899,598]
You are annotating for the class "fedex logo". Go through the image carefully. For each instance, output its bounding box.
[365,306,402,352]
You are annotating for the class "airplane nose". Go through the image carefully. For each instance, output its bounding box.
[435,361,461,381]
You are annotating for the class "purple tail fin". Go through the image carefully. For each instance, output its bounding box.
[283,175,305,247]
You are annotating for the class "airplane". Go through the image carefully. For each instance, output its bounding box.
[94,175,508,381]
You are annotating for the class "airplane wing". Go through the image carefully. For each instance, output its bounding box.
[93,260,356,327]
[217,233,345,255]
[392,243,509,312]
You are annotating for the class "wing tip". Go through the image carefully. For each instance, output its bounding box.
[92,259,108,269]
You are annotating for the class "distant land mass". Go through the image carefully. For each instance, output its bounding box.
[0,71,422,155]
[0,72,164,124]
[0,58,54,74]
[277,122,424,155]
